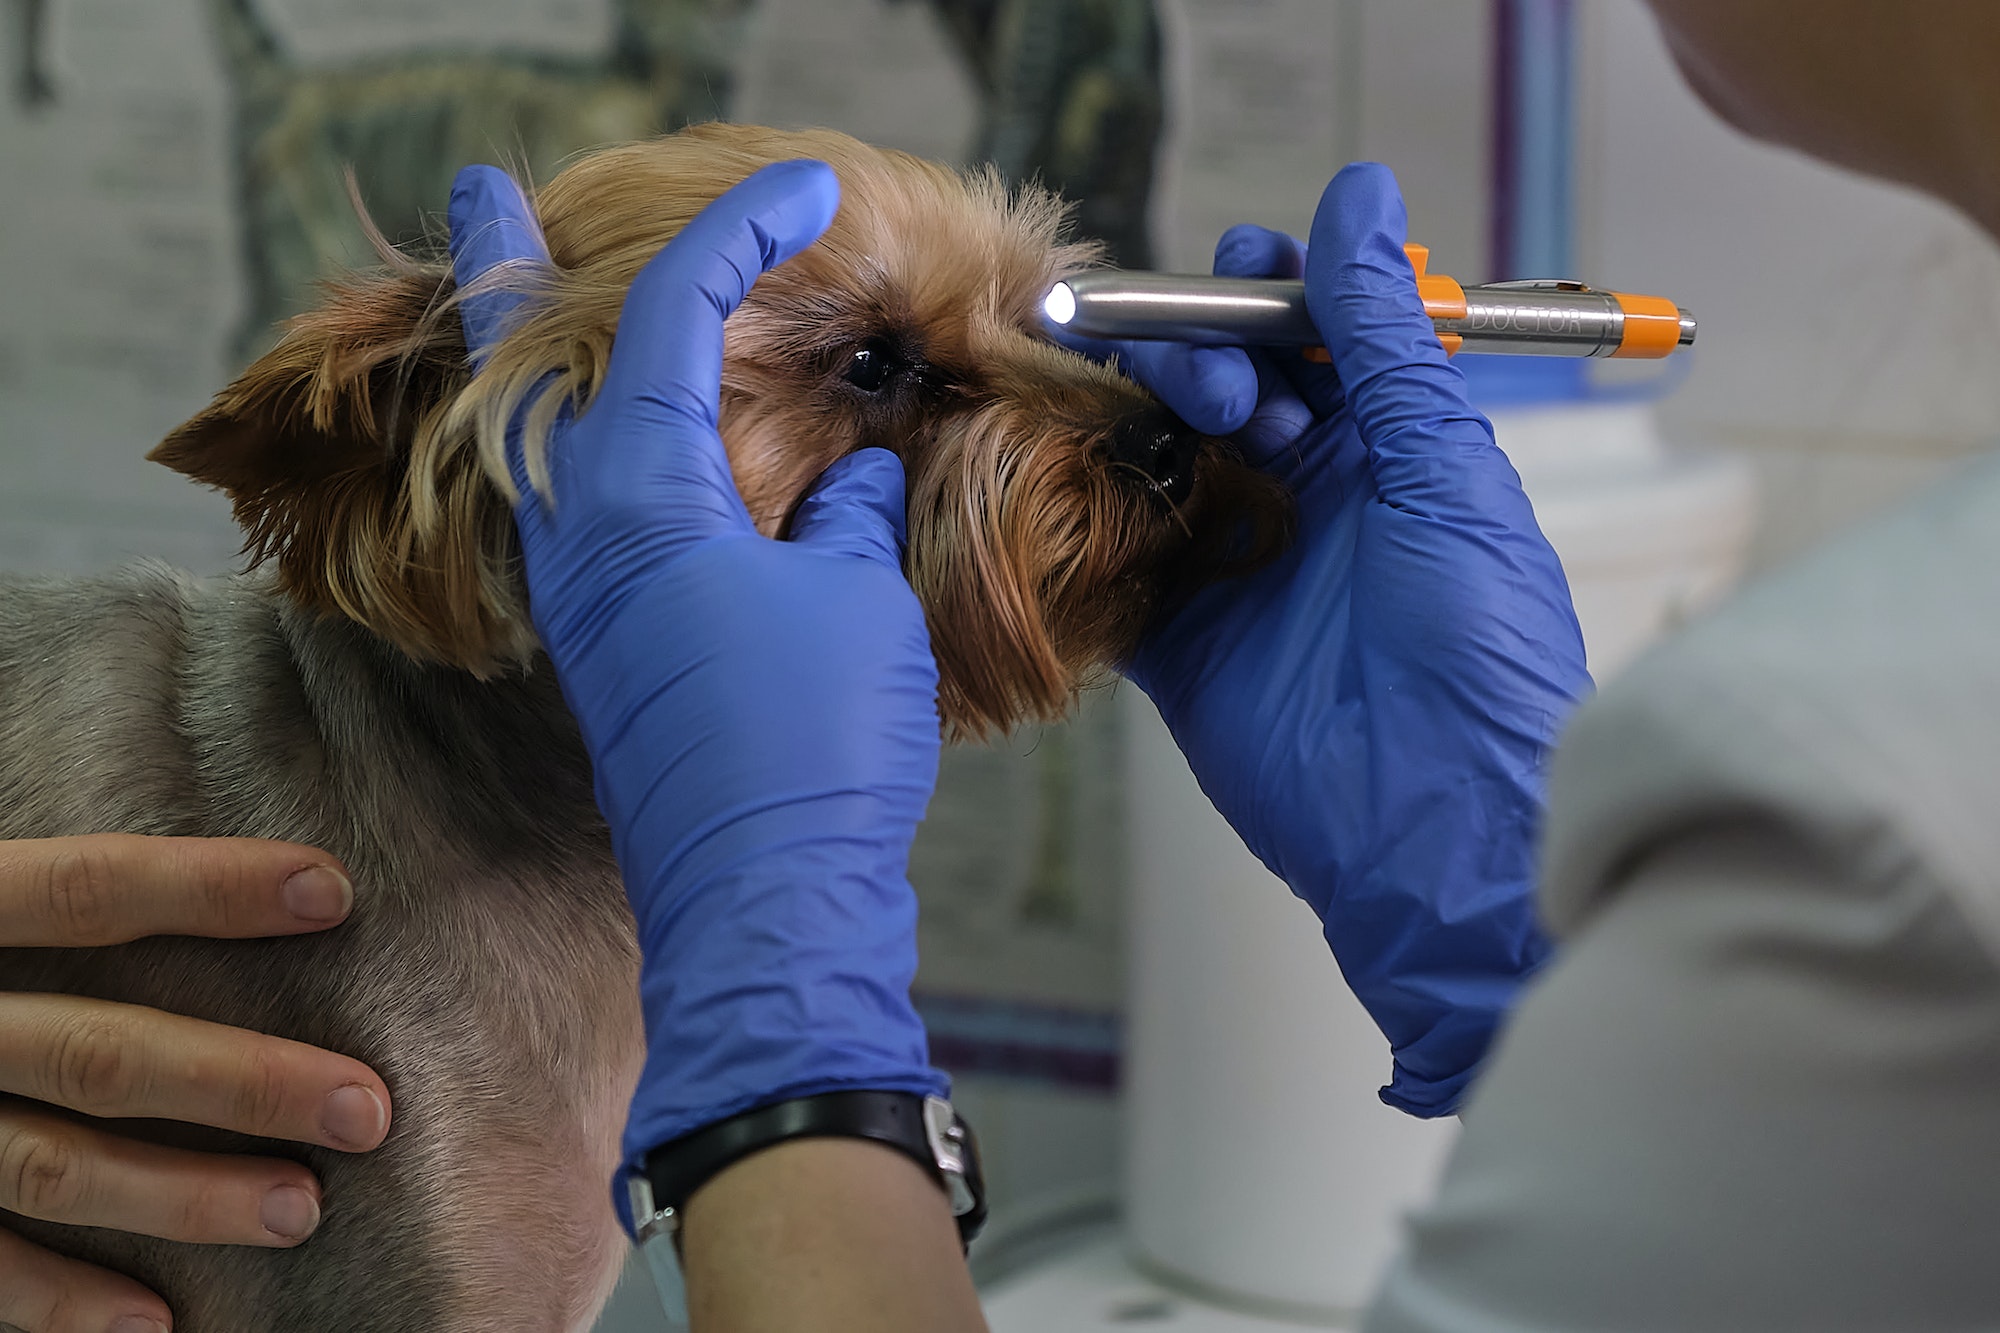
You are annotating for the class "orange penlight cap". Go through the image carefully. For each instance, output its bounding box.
[1610,291,1685,358]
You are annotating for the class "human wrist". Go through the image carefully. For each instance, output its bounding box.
[674,1137,984,1333]
[621,1076,954,1244]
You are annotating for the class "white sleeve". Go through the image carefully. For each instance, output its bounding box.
[1363,820,2000,1333]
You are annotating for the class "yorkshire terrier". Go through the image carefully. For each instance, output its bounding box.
[0,122,1291,1332]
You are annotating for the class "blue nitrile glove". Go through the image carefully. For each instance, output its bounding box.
[446,161,949,1217]
[1066,164,1591,1116]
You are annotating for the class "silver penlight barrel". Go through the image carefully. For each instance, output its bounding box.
[1045,268,1697,360]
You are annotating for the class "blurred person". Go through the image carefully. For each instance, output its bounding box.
[1365,4,2000,1327]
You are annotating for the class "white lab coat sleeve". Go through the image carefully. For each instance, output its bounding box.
[1365,453,2000,1332]
[1363,819,2000,1333]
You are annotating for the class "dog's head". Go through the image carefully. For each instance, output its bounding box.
[155,123,1293,737]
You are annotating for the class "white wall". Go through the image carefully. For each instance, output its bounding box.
[1577,0,2000,567]
[1155,0,1488,280]
[0,0,244,574]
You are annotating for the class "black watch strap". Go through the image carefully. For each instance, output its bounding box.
[637,1090,987,1248]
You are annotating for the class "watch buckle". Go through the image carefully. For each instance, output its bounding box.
[627,1171,682,1245]
[923,1095,977,1220]
[629,1172,691,1329]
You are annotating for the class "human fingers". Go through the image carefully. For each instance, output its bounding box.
[0,1225,173,1333]
[1043,327,1260,438]
[1213,221,1306,279]
[1211,222,1346,411]
[447,164,551,364]
[1203,223,1335,466]
[0,835,352,948]
[0,993,390,1152]
[593,159,838,432]
[1303,163,1515,513]
[0,1099,324,1247]
[1045,226,1325,463]
[559,159,839,540]
[785,448,909,568]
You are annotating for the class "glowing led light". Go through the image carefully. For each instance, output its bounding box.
[1043,281,1077,326]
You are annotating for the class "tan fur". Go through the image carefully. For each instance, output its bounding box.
[153,122,1293,738]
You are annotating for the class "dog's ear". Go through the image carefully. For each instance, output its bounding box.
[150,266,537,675]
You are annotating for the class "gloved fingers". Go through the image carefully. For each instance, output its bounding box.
[1213,223,1346,421]
[1044,326,1261,438]
[447,165,551,365]
[786,447,910,569]
[571,160,840,535]
[1168,228,1328,472]
[445,166,565,529]
[1214,221,1306,279]
[1132,341,1261,436]
[1227,345,1321,472]
[1305,164,1520,516]
[595,160,839,428]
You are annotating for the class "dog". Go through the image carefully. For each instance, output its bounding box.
[0,122,1291,1332]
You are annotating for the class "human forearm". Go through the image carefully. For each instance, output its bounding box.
[680,1138,987,1333]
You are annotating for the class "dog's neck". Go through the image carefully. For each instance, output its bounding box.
[177,576,608,892]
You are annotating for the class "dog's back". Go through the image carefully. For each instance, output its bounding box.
[0,564,642,1332]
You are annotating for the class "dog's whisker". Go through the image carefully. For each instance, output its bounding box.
[1103,459,1197,539]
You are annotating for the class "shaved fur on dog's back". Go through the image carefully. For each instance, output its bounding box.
[0,565,640,1332]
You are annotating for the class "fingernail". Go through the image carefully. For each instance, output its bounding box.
[108,1317,169,1333]
[260,1184,321,1241]
[321,1084,387,1149]
[282,866,352,923]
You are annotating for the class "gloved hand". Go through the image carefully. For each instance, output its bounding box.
[1072,164,1591,1116]
[447,161,947,1211]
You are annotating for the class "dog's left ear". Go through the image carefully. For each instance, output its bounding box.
[151,266,536,675]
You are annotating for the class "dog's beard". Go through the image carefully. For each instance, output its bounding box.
[702,315,1292,739]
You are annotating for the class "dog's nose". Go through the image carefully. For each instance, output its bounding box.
[1105,414,1201,506]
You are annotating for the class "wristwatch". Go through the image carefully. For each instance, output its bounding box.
[628,1090,987,1328]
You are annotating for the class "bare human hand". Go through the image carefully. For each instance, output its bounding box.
[0,835,393,1333]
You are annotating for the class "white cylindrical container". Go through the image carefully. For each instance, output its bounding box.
[1118,398,1756,1321]
[1123,696,1458,1321]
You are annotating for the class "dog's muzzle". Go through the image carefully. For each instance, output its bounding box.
[1106,412,1200,507]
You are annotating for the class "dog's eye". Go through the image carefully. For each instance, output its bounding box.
[842,338,904,394]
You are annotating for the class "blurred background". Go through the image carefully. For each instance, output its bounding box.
[5,1,1998,1326]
